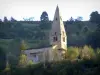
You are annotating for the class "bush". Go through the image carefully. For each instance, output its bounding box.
[66,47,79,60]
[81,45,96,60]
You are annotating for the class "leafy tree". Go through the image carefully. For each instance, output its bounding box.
[87,24,100,48]
[90,11,100,24]
[66,47,79,60]
[39,11,51,30]
[27,60,34,66]
[23,17,34,21]
[0,47,6,71]
[82,26,89,34]
[20,40,28,50]
[39,21,51,29]
[19,40,28,67]
[18,54,27,67]
[0,19,2,22]
[96,48,100,60]
[75,16,83,21]
[81,45,96,60]
[4,16,8,22]
[10,17,16,22]
[66,17,74,24]
[69,17,74,22]
[8,53,18,68]
[40,11,49,21]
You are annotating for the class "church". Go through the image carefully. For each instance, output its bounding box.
[24,6,67,63]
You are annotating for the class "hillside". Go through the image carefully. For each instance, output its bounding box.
[19,21,97,47]
[0,21,98,49]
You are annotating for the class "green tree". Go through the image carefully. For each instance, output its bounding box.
[81,45,96,60]
[39,11,51,30]
[18,54,27,67]
[4,16,8,22]
[96,48,100,60]
[90,11,100,24]
[75,16,83,21]
[87,24,100,48]
[0,47,6,71]
[19,40,28,67]
[0,19,2,22]
[10,17,16,22]
[27,60,34,66]
[40,11,49,21]
[20,40,28,50]
[66,47,79,60]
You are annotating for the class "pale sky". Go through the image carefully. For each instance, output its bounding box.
[0,0,100,21]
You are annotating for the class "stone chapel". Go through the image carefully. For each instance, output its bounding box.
[24,6,67,63]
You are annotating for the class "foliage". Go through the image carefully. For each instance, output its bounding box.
[20,40,28,50]
[8,53,19,68]
[82,26,89,34]
[39,11,51,30]
[87,24,100,48]
[27,60,34,66]
[75,16,83,21]
[40,11,49,21]
[3,17,8,22]
[90,11,100,24]
[39,21,51,30]
[10,17,16,22]
[18,54,27,67]
[66,47,79,60]
[96,48,100,60]
[65,46,96,60]
[81,45,96,60]
[0,47,6,71]
[1,59,100,75]
[4,61,10,72]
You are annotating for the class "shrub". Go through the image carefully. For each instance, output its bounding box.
[66,47,79,60]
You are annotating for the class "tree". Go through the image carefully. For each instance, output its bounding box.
[87,24,100,48]
[0,19,2,22]
[20,40,28,50]
[69,17,74,22]
[23,17,34,21]
[10,17,16,22]
[96,48,100,60]
[90,11,100,24]
[40,11,49,21]
[75,16,83,21]
[19,40,28,67]
[18,54,27,67]
[39,11,51,29]
[66,17,74,24]
[0,47,6,71]
[81,45,96,60]
[27,60,34,66]
[4,16,8,22]
[82,26,89,34]
[66,47,79,60]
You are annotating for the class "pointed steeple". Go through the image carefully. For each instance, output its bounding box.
[50,6,67,50]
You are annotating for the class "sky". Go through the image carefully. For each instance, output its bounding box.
[0,0,100,21]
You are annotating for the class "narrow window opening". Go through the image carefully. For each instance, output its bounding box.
[53,37,57,42]
[62,31,64,36]
[55,32,57,35]
[56,17,57,20]
[63,37,65,42]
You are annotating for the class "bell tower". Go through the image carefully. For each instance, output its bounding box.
[50,6,67,51]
